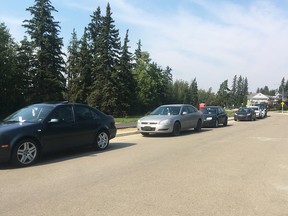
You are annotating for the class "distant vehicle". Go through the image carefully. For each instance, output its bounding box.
[0,102,117,167]
[255,103,268,118]
[247,106,263,119]
[234,107,256,121]
[200,106,228,128]
[137,104,203,136]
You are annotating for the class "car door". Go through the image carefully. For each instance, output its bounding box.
[217,107,226,124]
[41,105,79,152]
[188,106,200,127]
[180,106,190,129]
[74,105,102,146]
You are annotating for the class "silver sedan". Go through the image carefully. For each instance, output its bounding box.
[137,104,204,136]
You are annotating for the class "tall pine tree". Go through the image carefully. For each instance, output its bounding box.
[23,0,66,103]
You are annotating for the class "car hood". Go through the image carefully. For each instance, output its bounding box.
[0,122,39,133]
[139,115,176,122]
[235,111,251,115]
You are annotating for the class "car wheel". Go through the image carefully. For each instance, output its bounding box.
[223,117,228,126]
[11,139,39,167]
[141,133,149,137]
[214,119,219,128]
[194,119,202,132]
[172,122,181,136]
[95,130,109,150]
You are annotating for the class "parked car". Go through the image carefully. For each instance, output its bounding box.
[200,106,228,128]
[0,102,117,167]
[246,106,263,119]
[255,103,267,118]
[234,107,256,121]
[137,104,203,136]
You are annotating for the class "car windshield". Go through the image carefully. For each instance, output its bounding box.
[151,106,181,115]
[200,108,217,114]
[3,105,54,123]
[238,108,250,112]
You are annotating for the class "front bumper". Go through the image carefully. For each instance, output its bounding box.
[0,145,11,163]
[202,119,215,127]
[137,123,173,134]
[235,115,252,121]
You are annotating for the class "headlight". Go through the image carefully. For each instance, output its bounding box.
[159,119,173,125]
[137,120,141,124]
[206,117,212,120]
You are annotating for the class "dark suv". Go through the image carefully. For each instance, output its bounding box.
[200,106,228,128]
[0,102,117,167]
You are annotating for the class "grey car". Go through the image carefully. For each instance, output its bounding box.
[137,104,203,136]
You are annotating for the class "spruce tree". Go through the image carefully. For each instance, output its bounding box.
[0,22,21,116]
[88,3,121,114]
[66,29,80,101]
[117,29,136,116]
[23,0,66,103]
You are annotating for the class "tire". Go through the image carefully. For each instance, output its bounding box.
[141,133,149,137]
[95,130,109,150]
[172,122,181,136]
[223,117,228,126]
[214,119,219,128]
[11,139,39,167]
[194,119,202,132]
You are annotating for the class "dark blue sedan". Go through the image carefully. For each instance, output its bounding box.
[0,102,117,167]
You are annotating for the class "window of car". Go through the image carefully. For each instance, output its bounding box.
[49,106,74,123]
[74,106,100,122]
[186,106,197,113]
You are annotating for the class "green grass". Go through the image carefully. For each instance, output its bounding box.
[114,116,141,123]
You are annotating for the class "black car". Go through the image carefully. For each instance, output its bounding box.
[200,106,228,128]
[234,107,256,121]
[0,102,117,167]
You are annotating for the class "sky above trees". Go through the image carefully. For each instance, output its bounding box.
[1,0,288,92]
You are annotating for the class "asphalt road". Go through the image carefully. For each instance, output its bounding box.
[1,112,288,216]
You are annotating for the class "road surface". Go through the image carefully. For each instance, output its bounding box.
[1,112,288,216]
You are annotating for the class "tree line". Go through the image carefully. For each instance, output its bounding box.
[0,0,285,118]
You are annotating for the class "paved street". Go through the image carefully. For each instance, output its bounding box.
[1,112,288,216]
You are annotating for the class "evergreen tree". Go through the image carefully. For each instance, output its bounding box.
[217,80,230,107]
[23,0,66,103]
[66,29,80,101]
[88,3,121,114]
[190,78,198,106]
[0,22,21,116]
[70,28,93,103]
[116,29,136,116]
[16,36,34,105]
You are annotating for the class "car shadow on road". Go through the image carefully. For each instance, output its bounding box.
[0,142,136,170]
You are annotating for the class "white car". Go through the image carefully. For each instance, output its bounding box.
[137,104,204,136]
[246,106,263,118]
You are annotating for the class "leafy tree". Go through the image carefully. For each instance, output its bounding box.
[198,88,217,105]
[23,0,66,103]
[172,80,190,104]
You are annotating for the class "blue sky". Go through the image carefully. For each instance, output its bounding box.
[1,0,288,92]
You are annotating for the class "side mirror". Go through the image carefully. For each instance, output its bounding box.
[48,118,60,123]
[182,111,188,115]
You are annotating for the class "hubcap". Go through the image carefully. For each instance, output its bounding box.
[98,132,108,149]
[17,142,37,164]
